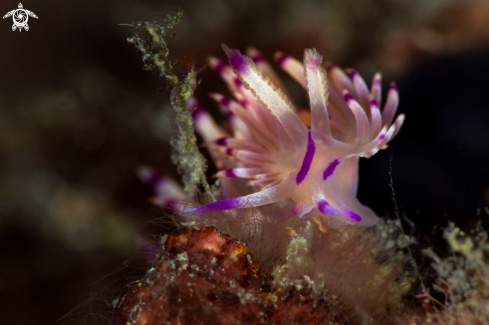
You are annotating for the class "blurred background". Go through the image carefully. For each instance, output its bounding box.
[1,0,489,323]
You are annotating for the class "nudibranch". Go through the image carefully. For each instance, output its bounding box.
[180,45,405,227]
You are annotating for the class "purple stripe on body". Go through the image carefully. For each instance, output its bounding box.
[250,53,266,64]
[342,207,362,222]
[317,199,339,216]
[389,83,397,91]
[225,148,233,156]
[373,77,381,86]
[228,50,249,74]
[275,53,288,67]
[296,131,316,185]
[323,159,340,181]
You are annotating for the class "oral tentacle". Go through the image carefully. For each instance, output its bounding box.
[181,180,293,215]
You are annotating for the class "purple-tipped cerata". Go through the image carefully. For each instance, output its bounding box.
[369,99,379,109]
[215,137,227,145]
[296,131,316,185]
[172,45,406,227]
[219,96,232,107]
[250,52,266,64]
[190,101,205,121]
[343,92,355,104]
[275,53,288,67]
[212,61,227,76]
[323,159,340,181]
[225,169,237,177]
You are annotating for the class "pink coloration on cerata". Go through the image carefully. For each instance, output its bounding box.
[143,46,405,227]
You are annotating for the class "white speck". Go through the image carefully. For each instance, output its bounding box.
[177,252,188,261]
[161,234,168,245]
[181,221,195,228]
[269,294,278,303]
[246,254,253,265]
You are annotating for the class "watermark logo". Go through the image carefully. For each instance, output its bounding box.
[3,3,38,32]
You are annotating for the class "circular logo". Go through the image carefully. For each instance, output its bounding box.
[13,9,28,28]
[3,3,38,32]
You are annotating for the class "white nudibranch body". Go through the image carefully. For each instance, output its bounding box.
[144,45,405,227]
